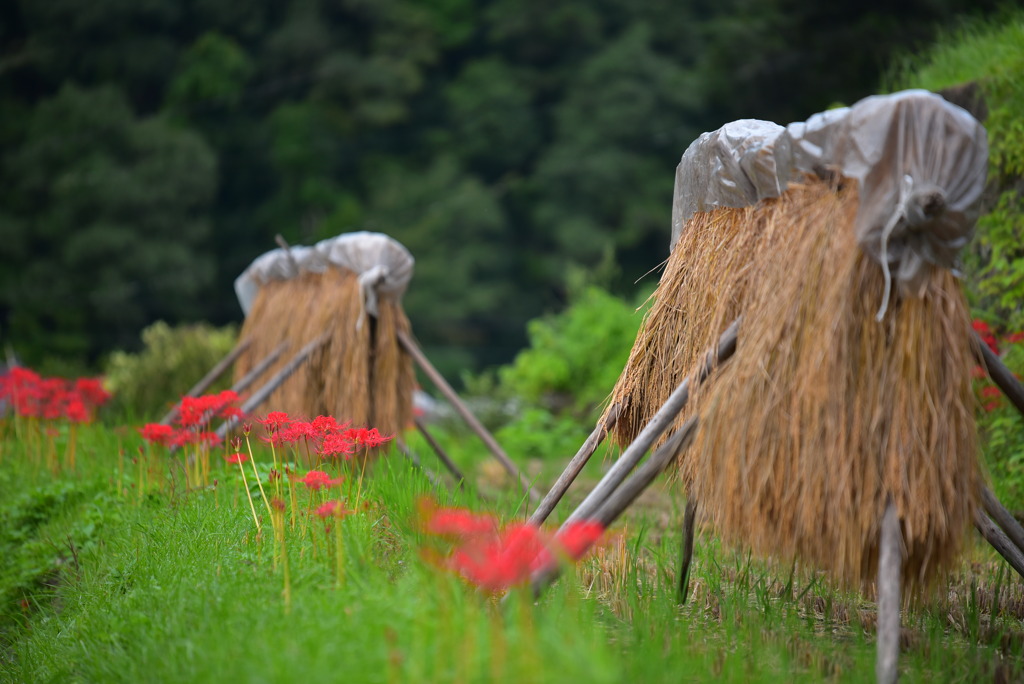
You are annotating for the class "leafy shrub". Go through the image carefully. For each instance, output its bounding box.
[494,285,647,417]
[103,321,237,420]
[974,326,1024,510]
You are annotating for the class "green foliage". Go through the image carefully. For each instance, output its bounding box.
[0,84,217,367]
[102,320,237,420]
[496,285,645,416]
[166,32,253,115]
[2,413,1023,682]
[973,191,1024,331]
[1,0,1012,372]
[886,11,1024,176]
[977,337,1024,509]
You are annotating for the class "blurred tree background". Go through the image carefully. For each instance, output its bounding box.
[0,0,1007,376]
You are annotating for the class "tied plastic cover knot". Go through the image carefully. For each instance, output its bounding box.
[875,173,914,322]
[356,264,389,330]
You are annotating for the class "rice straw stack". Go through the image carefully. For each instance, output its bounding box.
[605,175,980,590]
[234,263,414,443]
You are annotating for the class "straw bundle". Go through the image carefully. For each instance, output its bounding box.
[605,176,980,590]
[234,264,415,442]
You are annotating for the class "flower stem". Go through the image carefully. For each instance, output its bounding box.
[244,434,273,519]
[236,460,261,532]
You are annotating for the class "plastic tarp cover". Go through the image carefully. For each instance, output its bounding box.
[670,90,989,294]
[234,231,414,316]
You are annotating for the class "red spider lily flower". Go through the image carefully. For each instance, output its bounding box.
[972,319,999,354]
[298,470,345,490]
[140,423,176,447]
[197,431,222,446]
[258,411,290,433]
[426,508,499,538]
[448,524,548,592]
[972,365,987,379]
[984,400,1001,412]
[1006,332,1024,344]
[74,377,111,408]
[63,398,89,423]
[220,406,245,420]
[319,432,357,459]
[554,521,606,558]
[274,420,318,445]
[350,427,391,449]
[224,452,249,464]
[311,415,347,434]
[177,391,242,428]
[980,386,1002,398]
[315,500,353,519]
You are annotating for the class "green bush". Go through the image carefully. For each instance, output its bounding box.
[103,321,238,420]
[494,285,647,417]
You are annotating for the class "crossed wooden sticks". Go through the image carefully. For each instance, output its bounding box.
[165,328,537,501]
[527,319,1024,684]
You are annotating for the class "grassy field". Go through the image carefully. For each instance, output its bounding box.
[1,417,1022,684]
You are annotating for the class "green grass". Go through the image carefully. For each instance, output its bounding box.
[1,420,1022,683]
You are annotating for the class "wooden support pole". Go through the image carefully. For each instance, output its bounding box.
[981,487,1024,557]
[160,338,252,425]
[396,328,538,502]
[414,416,468,488]
[215,334,328,441]
[975,509,1024,580]
[530,417,698,596]
[976,332,1024,417]
[677,497,698,604]
[876,499,903,684]
[230,341,289,395]
[529,403,620,526]
[561,318,739,530]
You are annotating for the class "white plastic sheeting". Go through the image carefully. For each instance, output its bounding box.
[234,231,414,316]
[670,90,989,296]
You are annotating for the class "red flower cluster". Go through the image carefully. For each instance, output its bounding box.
[255,411,392,459]
[138,390,243,449]
[316,499,353,519]
[971,319,1024,413]
[0,368,111,423]
[421,502,605,592]
[179,390,243,428]
[296,470,345,490]
[973,319,1000,355]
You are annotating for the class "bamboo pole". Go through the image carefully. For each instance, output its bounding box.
[414,416,468,487]
[529,403,620,526]
[530,417,698,596]
[160,338,252,425]
[876,499,903,684]
[231,342,289,395]
[214,334,329,440]
[981,488,1024,558]
[976,332,1024,416]
[975,509,1024,580]
[561,318,739,529]
[677,497,698,603]
[396,328,537,502]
